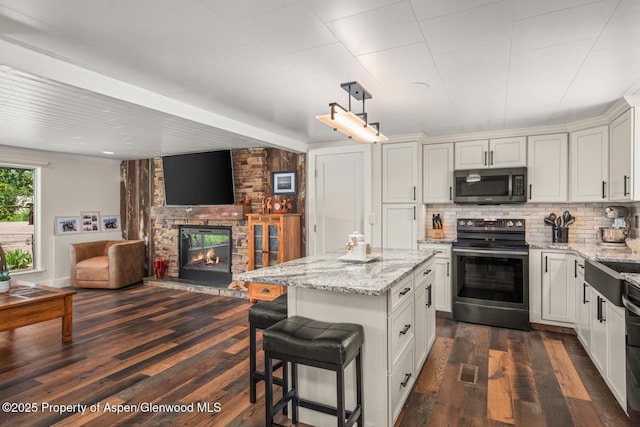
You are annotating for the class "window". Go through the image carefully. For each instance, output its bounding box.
[0,165,35,272]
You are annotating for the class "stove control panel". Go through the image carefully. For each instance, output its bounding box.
[457,218,525,231]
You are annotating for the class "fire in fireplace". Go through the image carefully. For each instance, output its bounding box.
[179,225,232,284]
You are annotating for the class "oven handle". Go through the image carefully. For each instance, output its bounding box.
[623,294,640,316]
[452,248,529,256]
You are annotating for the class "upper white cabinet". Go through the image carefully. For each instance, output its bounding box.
[570,125,609,202]
[609,108,634,201]
[527,133,568,202]
[383,142,418,203]
[454,137,526,170]
[422,143,454,203]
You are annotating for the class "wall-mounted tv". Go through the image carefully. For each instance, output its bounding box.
[162,150,235,206]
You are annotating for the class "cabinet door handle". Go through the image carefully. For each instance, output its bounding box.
[545,256,548,273]
[529,184,532,200]
[400,324,411,335]
[574,259,578,278]
[424,269,432,275]
[583,283,588,304]
[624,175,630,197]
[426,284,432,307]
[449,186,453,201]
[401,373,412,387]
[596,296,601,321]
[446,262,450,277]
[490,150,494,166]
[413,186,416,201]
[484,151,487,166]
[413,206,416,220]
[602,181,606,199]
[399,287,411,296]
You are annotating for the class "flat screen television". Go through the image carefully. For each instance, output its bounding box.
[162,150,235,206]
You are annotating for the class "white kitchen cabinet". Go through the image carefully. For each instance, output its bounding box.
[414,260,436,372]
[609,108,634,201]
[574,258,591,351]
[383,204,417,250]
[527,133,569,202]
[454,137,526,170]
[605,301,626,409]
[541,251,575,324]
[570,125,609,202]
[418,243,451,313]
[382,141,418,203]
[422,143,453,203]
[589,288,627,409]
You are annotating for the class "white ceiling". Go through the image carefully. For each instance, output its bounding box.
[1,0,639,160]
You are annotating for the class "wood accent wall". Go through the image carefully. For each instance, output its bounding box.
[121,147,306,281]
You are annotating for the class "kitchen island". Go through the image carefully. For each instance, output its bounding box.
[234,248,437,427]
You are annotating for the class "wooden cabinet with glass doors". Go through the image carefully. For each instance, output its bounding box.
[246,213,301,302]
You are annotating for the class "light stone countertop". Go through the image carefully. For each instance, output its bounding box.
[233,248,437,296]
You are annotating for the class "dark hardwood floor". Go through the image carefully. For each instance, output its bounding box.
[0,285,631,426]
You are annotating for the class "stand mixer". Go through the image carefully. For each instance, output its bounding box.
[599,206,630,246]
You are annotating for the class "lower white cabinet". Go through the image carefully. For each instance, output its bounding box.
[387,257,436,424]
[418,243,452,312]
[541,251,575,324]
[575,274,591,351]
[383,204,417,250]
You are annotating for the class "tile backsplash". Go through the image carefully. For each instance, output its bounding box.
[426,202,640,244]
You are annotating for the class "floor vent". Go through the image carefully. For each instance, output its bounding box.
[458,363,478,384]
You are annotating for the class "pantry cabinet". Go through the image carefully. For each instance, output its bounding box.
[422,143,454,203]
[609,108,634,201]
[570,125,609,202]
[383,204,417,250]
[527,133,568,202]
[454,137,526,170]
[382,141,418,203]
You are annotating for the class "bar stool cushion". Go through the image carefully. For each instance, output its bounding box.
[248,293,288,328]
[264,316,364,371]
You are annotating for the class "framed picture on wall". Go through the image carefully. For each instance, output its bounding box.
[272,171,297,195]
[55,217,80,235]
[81,211,100,233]
[101,215,121,232]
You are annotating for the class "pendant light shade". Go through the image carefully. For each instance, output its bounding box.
[316,82,388,143]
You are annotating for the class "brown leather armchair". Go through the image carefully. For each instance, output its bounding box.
[70,240,145,289]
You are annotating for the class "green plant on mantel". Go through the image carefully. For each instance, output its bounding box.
[0,271,9,282]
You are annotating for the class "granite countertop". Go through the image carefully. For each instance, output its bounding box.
[417,239,455,244]
[233,248,437,296]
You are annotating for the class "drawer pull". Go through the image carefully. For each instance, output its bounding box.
[401,373,412,387]
[399,287,411,296]
[423,269,432,276]
[400,324,411,335]
[261,288,271,293]
[426,284,432,307]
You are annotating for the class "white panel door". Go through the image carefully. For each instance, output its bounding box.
[423,143,454,203]
[490,136,527,167]
[309,146,369,255]
[382,142,417,203]
[382,204,416,250]
[609,109,633,201]
[527,133,568,202]
[541,252,575,324]
[570,125,608,202]
[454,140,489,169]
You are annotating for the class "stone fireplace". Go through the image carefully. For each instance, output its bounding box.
[179,225,232,284]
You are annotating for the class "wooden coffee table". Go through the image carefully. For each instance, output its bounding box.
[0,280,76,342]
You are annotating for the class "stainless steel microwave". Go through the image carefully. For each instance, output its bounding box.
[453,167,527,204]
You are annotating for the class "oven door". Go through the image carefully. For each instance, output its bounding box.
[452,246,530,330]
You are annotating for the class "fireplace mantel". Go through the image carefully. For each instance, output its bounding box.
[151,205,252,221]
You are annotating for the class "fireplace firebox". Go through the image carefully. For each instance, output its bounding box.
[179,225,232,284]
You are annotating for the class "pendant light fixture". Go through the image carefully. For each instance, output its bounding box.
[316,81,388,143]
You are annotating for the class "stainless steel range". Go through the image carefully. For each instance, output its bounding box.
[452,218,529,331]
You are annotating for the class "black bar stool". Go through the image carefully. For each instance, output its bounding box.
[248,293,288,407]
[263,315,364,427]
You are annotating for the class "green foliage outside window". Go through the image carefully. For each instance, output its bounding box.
[0,167,34,221]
